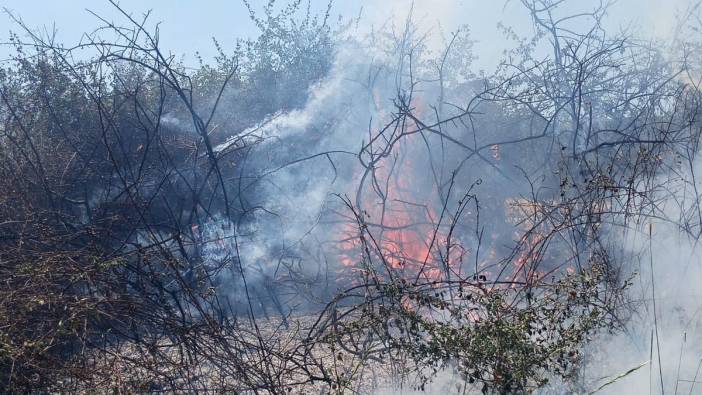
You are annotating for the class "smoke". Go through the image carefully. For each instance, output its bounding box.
[201,34,418,310]
[574,161,702,394]
[372,218,702,394]
[189,0,702,392]
[6,0,702,392]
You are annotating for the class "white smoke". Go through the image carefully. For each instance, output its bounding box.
[196,1,702,392]
[576,161,702,395]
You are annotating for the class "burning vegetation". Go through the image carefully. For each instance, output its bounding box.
[1,0,702,393]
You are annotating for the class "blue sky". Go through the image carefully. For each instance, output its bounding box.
[0,0,691,71]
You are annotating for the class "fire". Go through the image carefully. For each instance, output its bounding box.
[335,165,453,282]
[335,93,461,284]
